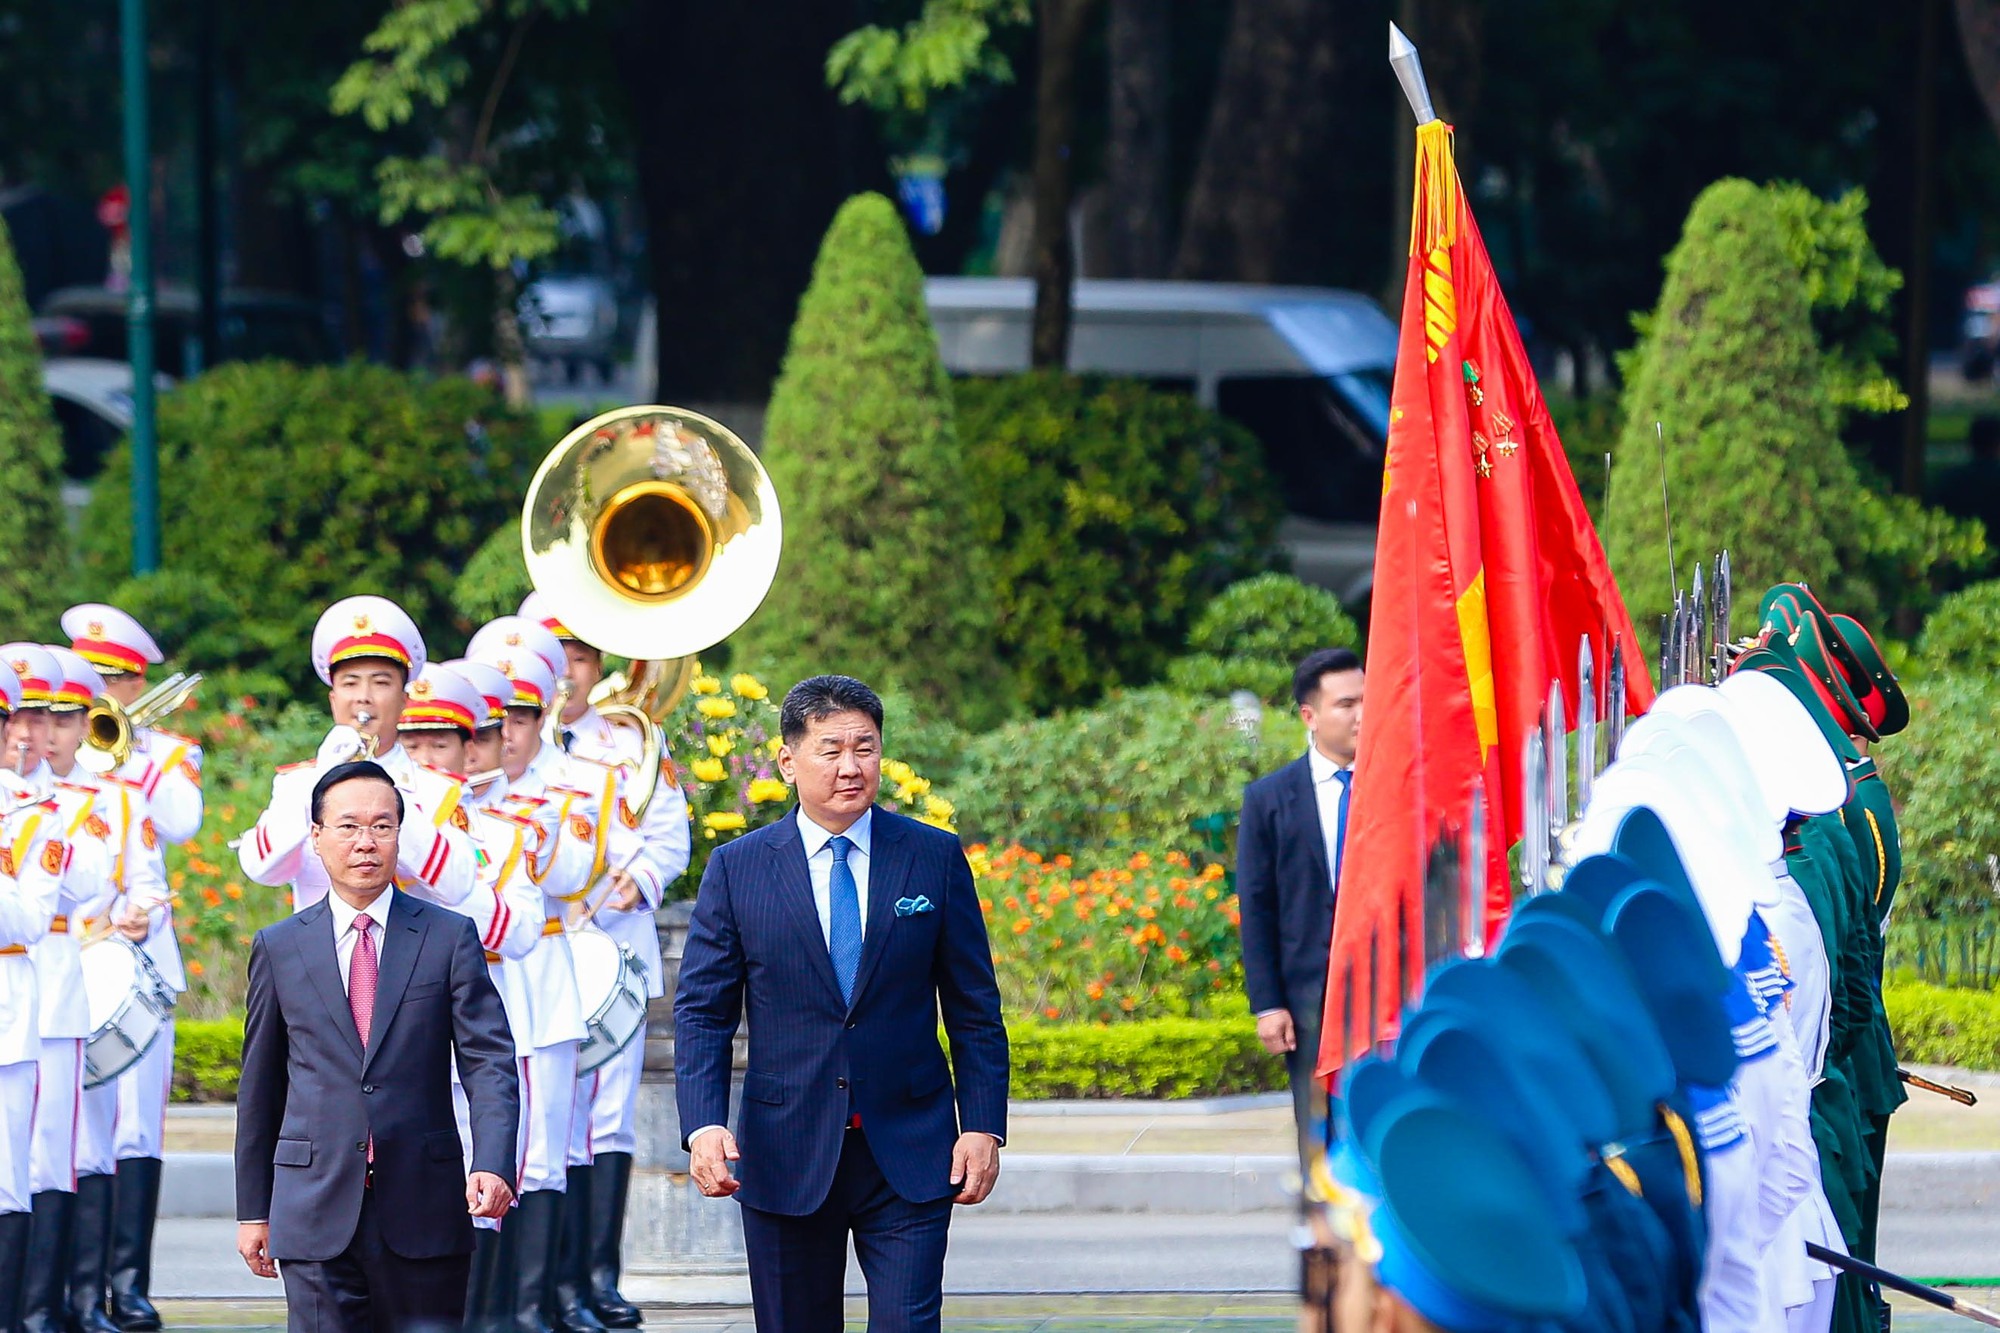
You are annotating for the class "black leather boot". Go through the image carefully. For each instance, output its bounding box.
[106,1158,163,1332]
[552,1173,606,1333]
[66,1173,121,1333]
[0,1209,32,1332]
[509,1189,562,1333]
[585,1154,640,1327]
[21,1190,75,1333]
[465,1226,504,1333]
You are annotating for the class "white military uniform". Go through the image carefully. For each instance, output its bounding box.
[237,597,476,913]
[560,703,689,1158]
[0,665,62,1215]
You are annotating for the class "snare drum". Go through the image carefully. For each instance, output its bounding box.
[570,927,647,1074]
[81,935,177,1088]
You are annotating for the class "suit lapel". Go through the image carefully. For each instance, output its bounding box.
[769,812,846,1006]
[1286,756,1333,897]
[292,899,365,1064]
[361,890,429,1075]
[849,809,911,1011]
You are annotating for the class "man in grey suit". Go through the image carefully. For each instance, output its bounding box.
[234,761,519,1332]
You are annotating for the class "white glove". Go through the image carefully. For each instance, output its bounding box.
[317,725,369,769]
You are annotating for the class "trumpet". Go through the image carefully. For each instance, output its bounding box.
[80,672,204,775]
[347,710,382,763]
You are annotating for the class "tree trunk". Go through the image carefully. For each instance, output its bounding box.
[1171,0,1340,283]
[1102,0,1171,278]
[1955,0,2000,137]
[610,0,884,405]
[492,267,531,409]
[1030,0,1102,369]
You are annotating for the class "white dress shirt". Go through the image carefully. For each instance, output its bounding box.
[799,808,874,947]
[1307,745,1353,892]
[327,891,394,996]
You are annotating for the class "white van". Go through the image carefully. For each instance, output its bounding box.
[925,277,1395,607]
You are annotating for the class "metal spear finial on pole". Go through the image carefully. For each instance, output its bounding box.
[1389,23,1438,125]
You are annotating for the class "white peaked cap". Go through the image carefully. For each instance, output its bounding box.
[311,595,427,686]
[1715,668,1847,818]
[444,658,512,728]
[61,603,164,674]
[0,660,21,714]
[1623,699,1782,863]
[1575,755,1757,965]
[466,616,565,677]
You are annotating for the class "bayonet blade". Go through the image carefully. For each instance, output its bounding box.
[1716,550,1734,675]
[1607,638,1628,763]
[1659,613,1673,691]
[1522,722,1549,897]
[1546,681,1569,833]
[1691,564,1708,685]
[1577,635,1597,810]
[1464,784,1487,958]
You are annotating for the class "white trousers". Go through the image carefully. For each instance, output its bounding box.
[454,1041,579,1203]
[573,1019,645,1161]
[455,1056,532,1233]
[76,1076,118,1178]
[30,1037,82,1195]
[0,1060,35,1213]
[114,1017,174,1160]
[1698,1137,1768,1333]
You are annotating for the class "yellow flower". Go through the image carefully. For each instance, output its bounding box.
[730,674,769,701]
[881,759,916,787]
[690,758,727,784]
[765,736,783,758]
[747,777,791,804]
[691,675,722,695]
[924,794,955,823]
[703,811,748,832]
[706,734,734,758]
[696,697,737,720]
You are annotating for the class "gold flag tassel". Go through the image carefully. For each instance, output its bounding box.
[1409,121,1460,258]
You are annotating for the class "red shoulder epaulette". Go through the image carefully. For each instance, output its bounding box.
[502,793,548,807]
[548,784,593,800]
[55,780,96,794]
[416,763,469,782]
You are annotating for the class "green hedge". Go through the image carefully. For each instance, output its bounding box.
[1884,980,2000,1070]
[173,1018,245,1103]
[169,1012,1284,1102]
[172,983,1997,1105]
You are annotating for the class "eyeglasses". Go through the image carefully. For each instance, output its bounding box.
[316,822,401,843]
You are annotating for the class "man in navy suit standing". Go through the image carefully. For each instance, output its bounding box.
[674,675,1008,1333]
[1235,647,1363,1149]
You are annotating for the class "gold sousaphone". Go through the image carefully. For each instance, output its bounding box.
[521,406,783,816]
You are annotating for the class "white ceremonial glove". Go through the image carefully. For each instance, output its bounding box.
[317,725,368,770]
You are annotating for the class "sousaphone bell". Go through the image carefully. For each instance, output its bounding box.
[521,406,783,815]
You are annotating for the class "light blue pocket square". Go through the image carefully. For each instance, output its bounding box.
[894,896,936,917]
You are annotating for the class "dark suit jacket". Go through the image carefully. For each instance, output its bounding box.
[674,807,1009,1217]
[234,889,518,1263]
[1237,753,1338,1019]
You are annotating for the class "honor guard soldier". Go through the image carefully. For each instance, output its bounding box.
[61,604,199,1333]
[521,592,690,1330]
[43,649,170,1333]
[7,644,118,1333]
[238,596,476,913]
[398,663,555,1330]
[463,629,609,1333]
[0,660,64,1326]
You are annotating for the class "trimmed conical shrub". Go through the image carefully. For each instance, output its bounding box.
[742,192,1002,725]
[0,218,73,628]
[1607,180,1870,631]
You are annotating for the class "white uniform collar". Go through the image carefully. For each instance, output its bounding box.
[798,807,873,859]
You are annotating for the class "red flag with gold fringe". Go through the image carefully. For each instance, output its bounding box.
[1316,122,1653,1079]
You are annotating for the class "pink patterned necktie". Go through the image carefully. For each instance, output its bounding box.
[350,918,378,1163]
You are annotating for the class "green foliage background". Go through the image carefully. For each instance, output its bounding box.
[956,372,1285,713]
[1604,180,1980,631]
[741,193,1001,727]
[0,219,74,630]
[1884,670,2000,919]
[1166,573,1359,704]
[79,363,539,700]
[1914,580,2000,676]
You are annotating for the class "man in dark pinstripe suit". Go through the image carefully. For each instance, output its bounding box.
[674,675,1009,1333]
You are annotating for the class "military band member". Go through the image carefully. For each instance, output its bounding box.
[0,659,64,1328]
[464,627,615,1333]
[61,604,199,1333]
[237,596,476,913]
[6,643,117,1333]
[399,662,556,1329]
[521,592,690,1330]
[40,649,168,1333]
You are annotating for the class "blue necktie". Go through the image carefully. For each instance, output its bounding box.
[827,835,862,1004]
[1332,769,1352,893]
